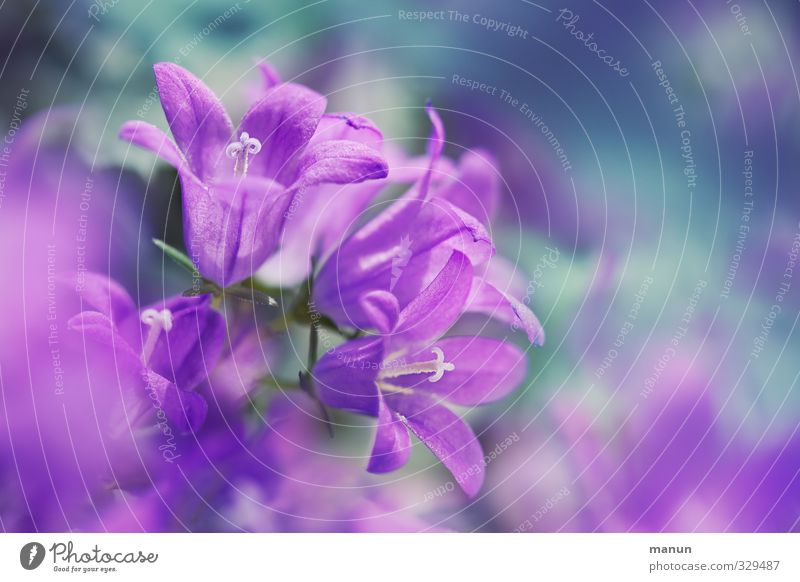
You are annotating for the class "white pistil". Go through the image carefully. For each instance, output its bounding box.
[378,346,455,384]
[140,308,173,366]
[376,382,414,395]
[225,131,262,175]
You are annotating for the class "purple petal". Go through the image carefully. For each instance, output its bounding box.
[312,113,383,147]
[257,179,384,287]
[467,279,545,346]
[384,337,527,405]
[153,63,234,180]
[381,145,457,185]
[411,102,445,204]
[313,337,384,415]
[67,308,209,437]
[367,394,411,473]
[359,290,400,334]
[385,392,485,497]
[118,120,188,172]
[121,121,208,200]
[143,295,226,391]
[425,102,445,166]
[144,370,208,434]
[391,251,473,348]
[239,83,326,182]
[69,272,136,323]
[182,174,291,286]
[387,199,494,306]
[482,254,529,297]
[255,112,386,287]
[311,194,424,326]
[287,139,388,188]
[311,105,460,329]
[314,198,492,330]
[257,59,282,89]
[67,310,140,364]
[209,324,271,410]
[434,149,500,225]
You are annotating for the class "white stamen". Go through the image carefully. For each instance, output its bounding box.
[225,142,243,158]
[140,308,173,365]
[378,346,455,385]
[428,346,455,382]
[226,132,262,175]
[376,381,414,395]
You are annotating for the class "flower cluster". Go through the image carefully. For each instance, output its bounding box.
[70,59,543,504]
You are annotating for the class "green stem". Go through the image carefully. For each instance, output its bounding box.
[308,320,319,371]
[306,265,319,370]
[259,376,300,390]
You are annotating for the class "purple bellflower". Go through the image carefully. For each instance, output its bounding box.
[257,110,388,287]
[313,250,528,497]
[0,112,161,530]
[67,272,225,434]
[312,104,543,346]
[120,62,388,286]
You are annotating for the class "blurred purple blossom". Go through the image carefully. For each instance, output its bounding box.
[67,272,225,435]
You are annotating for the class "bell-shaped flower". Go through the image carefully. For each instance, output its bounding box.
[312,104,543,345]
[257,110,388,287]
[119,62,388,286]
[67,273,225,434]
[313,251,529,497]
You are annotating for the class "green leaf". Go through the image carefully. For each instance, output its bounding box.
[152,238,197,274]
[223,285,279,307]
[182,282,219,297]
[237,276,285,299]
